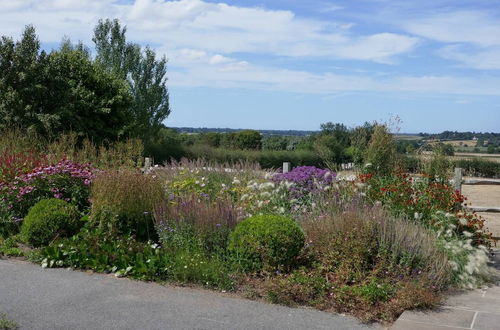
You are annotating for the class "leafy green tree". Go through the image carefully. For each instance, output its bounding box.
[313,122,351,166]
[350,122,375,164]
[434,143,454,156]
[144,127,185,163]
[364,124,397,175]
[40,44,133,142]
[233,130,262,150]
[262,136,288,151]
[199,132,222,148]
[93,19,170,141]
[0,25,46,132]
[0,26,132,143]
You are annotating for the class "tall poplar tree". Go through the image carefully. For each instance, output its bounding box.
[93,19,170,141]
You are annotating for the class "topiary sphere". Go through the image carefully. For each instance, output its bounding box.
[228,214,304,271]
[21,198,82,247]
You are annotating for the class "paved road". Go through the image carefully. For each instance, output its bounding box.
[0,259,374,330]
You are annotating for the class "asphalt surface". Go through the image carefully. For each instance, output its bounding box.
[0,259,374,330]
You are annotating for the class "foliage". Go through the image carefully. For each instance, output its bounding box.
[90,170,164,241]
[400,155,422,173]
[364,125,398,175]
[454,158,500,178]
[21,198,82,247]
[423,149,452,183]
[313,122,351,167]
[218,130,263,150]
[228,214,304,271]
[0,26,45,133]
[37,226,234,289]
[0,314,17,330]
[260,205,446,322]
[0,150,47,184]
[40,43,133,143]
[0,26,133,143]
[184,145,324,169]
[350,122,375,164]
[0,235,24,257]
[0,159,94,227]
[432,212,493,288]
[364,172,491,246]
[262,136,290,151]
[93,19,170,141]
[154,194,240,254]
[433,143,455,156]
[144,127,185,163]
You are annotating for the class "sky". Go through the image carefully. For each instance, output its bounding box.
[1,0,500,133]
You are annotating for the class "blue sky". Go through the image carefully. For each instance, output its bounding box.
[1,0,500,133]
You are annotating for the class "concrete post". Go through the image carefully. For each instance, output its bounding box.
[453,167,463,193]
[283,162,291,173]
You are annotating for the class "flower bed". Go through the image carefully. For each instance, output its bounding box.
[1,158,495,323]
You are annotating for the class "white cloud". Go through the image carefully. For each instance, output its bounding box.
[169,54,500,96]
[402,10,500,70]
[404,11,500,47]
[208,54,232,65]
[1,1,499,96]
[0,0,417,62]
[439,45,500,70]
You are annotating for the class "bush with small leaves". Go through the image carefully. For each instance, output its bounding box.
[228,214,304,271]
[21,198,82,247]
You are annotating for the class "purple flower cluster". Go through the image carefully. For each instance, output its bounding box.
[273,166,336,199]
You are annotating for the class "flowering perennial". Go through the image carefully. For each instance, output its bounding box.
[0,159,95,220]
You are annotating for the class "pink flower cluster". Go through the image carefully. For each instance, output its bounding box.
[19,159,94,184]
[9,159,95,200]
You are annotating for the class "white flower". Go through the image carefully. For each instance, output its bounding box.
[260,192,271,199]
[259,182,275,190]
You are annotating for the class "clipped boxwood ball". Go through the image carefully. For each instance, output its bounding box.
[21,198,82,247]
[228,214,304,271]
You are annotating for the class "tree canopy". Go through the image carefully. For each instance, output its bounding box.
[0,20,171,146]
[93,19,170,141]
[0,26,132,143]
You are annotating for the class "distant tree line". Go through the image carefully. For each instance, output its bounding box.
[420,131,500,146]
[173,127,317,136]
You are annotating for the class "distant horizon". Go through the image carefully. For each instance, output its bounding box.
[170,126,500,135]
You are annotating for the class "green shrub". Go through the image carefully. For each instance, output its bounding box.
[454,157,500,178]
[228,214,304,271]
[184,145,324,169]
[424,150,452,182]
[401,155,422,173]
[21,198,82,247]
[0,313,18,330]
[352,279,395,304]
